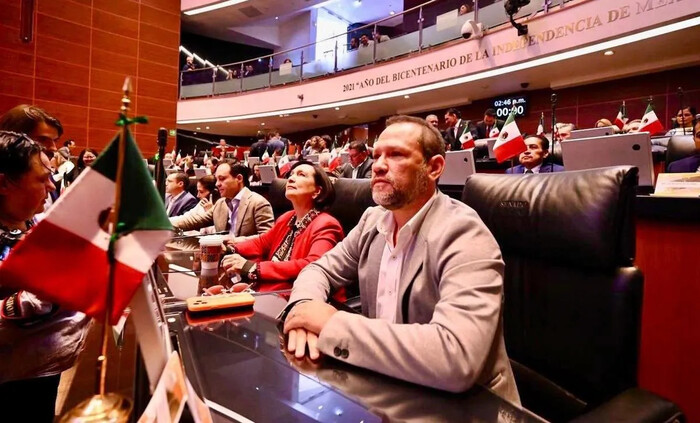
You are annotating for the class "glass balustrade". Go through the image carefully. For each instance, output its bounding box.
[179,0,572,100]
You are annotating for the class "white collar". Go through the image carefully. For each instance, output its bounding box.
[377,191,439,248]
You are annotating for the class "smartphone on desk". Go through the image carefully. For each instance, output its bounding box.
[186,292,255,313]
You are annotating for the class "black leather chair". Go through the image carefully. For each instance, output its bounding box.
[461,167,683,422]
[268,178,375,237]
[665,135,695,171]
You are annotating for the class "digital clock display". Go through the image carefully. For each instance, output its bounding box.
[492,95,528,118]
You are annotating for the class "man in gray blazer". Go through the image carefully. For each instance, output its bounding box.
[283,115,519,404]
[172,162,273,240]
[339,141,373,179]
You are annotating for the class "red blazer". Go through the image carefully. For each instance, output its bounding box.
[235,211,344,296]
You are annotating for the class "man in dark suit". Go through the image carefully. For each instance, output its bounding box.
[667,121,700,172]
[506,134,564,174]
[475,108,505,139]
[165,172,199,217]
[443,108,475,151]
[340,141,373,179]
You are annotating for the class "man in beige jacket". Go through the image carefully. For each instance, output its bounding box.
[283,115,519,404]
[172,162,273,241]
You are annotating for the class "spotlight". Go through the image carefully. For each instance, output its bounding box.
[504,0,530,36]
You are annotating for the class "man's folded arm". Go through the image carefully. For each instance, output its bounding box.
[316,259,504,393]
[171,207,213,230]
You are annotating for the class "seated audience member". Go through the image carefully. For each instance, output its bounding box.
[425,114,439,129]
[221,161,344,292]
[206,157,219,175]
[475,108,505,139]
[318,152,332,174]
[359,34,374,49]
[182,56,196,72]
[349,37,359,51]
[623,119,642,133]
[63,148,98,187]
[555,122,575,140]
[595,118,621,133]
[243,64,256,77]
[459,4,472,15]
[339,141,373,179]
[171,175,220,233]
[249,163,262,185]
[0,131,90,422]
[667,120,700,173]
[226,68,238,80]
[172,162,273,240]
[0,104,63,155]
[373,31,390,43]
[51,152,75,193]
[58,139,75,160]
[666,106,696,136]
[506,134,564,174]
[281,116,519,403]
[165,172,198,217]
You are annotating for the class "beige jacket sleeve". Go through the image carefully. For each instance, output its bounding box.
[171,202,215,231]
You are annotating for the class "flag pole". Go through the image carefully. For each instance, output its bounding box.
[59,78,134,422]
[677,87,686,136]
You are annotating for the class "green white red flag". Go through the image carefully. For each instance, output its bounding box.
[638,103,664,135]
[0,130,172,324]
[614,101,628,128]
[460,128,475,149]
[493,108,527,163]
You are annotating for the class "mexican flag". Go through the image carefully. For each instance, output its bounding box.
[493,108,527,163]
[460,129,475,149]
[639,103,664,135]
[278,147,293,176]
[489,125,500,138]
[537,113,545,136]
[0,130,172,324]
[614,101,627,129]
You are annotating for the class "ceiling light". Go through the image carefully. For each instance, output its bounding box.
[275,16,279,20]
[193,132,197,135]
[335,107,340,110]
[390,11,395,15]
[184,0,249,16]
[196,127,201,130]
[604,50,614,56]
[261,122,265,126]
[404,95,410,99]
[226,120,230,123]
[205,126,210,129]
[354,0,362,6]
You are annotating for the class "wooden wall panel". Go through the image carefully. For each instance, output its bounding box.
[0,0,179,156]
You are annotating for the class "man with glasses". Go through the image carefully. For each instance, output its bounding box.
[339,141,373,179]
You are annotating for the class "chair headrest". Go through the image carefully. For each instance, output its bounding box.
[461,166,637,269]
[665,135,696,168]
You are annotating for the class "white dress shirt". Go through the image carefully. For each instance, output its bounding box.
[525,164,542,174]
[351,156,369,179]
[165,191,185,215]
[375,192,438,322]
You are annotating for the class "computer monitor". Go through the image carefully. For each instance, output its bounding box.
[163,158,172,168]
[165,168,179,175]
[439,149,476,186]
[306,154,319,164]
[193,168,206,178]
[569,126,615,140]
[340,152,350,164]
[258,165,277,183]
[247,157,260,166]
[561,132,654,186]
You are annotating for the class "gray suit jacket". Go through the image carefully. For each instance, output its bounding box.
[172,187,274,237]
[288,192,519,403]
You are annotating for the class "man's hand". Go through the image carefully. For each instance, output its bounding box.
[283,300,338,338]
[286,328,321,360]
[221,253,247,275]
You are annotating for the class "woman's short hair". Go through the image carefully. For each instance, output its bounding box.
[289,160,335,210]
[0,131,43,181]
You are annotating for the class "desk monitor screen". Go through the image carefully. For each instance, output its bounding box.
[569,127,615,140]
[258,165,277,184]
[163,158,172,168]
[306,154,319,164]
[165,168,179,175]
[485,138,498,159]
[561,132,654,186]
[247,157,260,166]
[440,149,476,186]
[193,168,206,178]
[340,152,350,164]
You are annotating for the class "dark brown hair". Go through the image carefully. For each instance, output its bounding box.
[385,115,446,161]
[0,131,43,180]
[0,105,63,138]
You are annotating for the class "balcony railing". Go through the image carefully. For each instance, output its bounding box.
[179,0,572,100]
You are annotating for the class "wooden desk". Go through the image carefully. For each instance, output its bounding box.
[635,195,700,422]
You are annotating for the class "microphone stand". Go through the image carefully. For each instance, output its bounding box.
[678,87,686,136]
[550,93,557,172]
[155,127,167,201]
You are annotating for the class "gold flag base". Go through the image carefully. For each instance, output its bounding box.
[59,393,132,423]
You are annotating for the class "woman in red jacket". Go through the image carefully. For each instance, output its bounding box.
[221,161,344,293]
